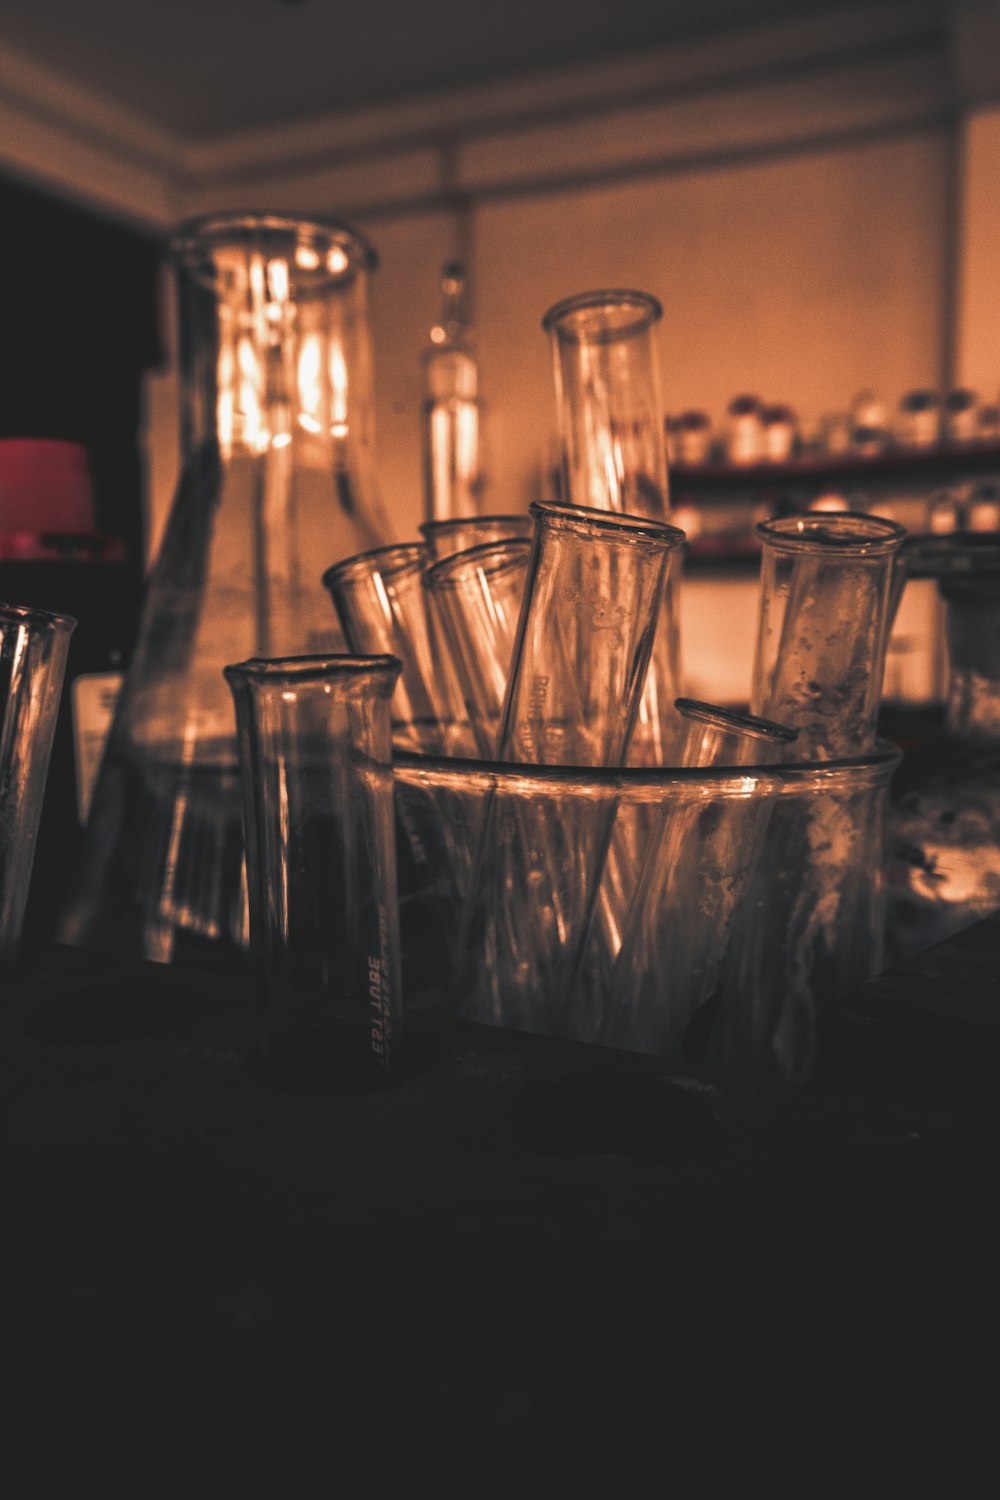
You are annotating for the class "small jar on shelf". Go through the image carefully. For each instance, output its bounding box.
[943,387,979,445]
[672,409,713,465]
[896,388,940,448]
[849,390,889,455]
[725,394,764,464]
[977,403,1000,444]
[760,404,797,462]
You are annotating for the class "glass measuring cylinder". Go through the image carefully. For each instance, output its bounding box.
[751,512,906,759]
[496,500,684,767]
[226,654,403,1083]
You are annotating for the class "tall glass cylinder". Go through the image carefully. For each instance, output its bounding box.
[60,214,390,967]
[751,512,906,758]
[225,654,402,1082]
[543,289,680,763]
[544,290,669,519]
[496,499,683,767]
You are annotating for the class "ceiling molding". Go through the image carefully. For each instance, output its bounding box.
[0,0,961,228]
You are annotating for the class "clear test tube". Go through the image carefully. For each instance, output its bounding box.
[542,289,681,764]
[322,542,470,756]
[751,512,907,759]
[225,653,403,1084]
[419,513,534,560]
[423,537,532,758]
[544,290,669,519]
[451,501,683,1029]
[592,699,796,1056]
[496,499,684,767]
[0,604,76,969]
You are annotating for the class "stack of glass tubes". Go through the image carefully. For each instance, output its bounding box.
[318,291,906,1082]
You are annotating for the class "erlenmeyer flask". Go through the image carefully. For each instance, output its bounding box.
[59,213,391,968]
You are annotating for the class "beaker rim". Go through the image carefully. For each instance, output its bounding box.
[0,602,77,634]
[424,537,532,590]
[224,653,402,684]
[393,736,901,794]
[755,511,906,555]
[529,498,684,547]
[542,288,663,338]
[170,212,378,277]
[674,697,798,744]
[322,542,429,591]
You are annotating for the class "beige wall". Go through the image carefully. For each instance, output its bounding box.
[471,127,950,521]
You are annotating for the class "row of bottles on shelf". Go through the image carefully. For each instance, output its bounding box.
[667,386,1000,467]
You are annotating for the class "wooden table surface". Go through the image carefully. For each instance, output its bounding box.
[1,921,997,1475]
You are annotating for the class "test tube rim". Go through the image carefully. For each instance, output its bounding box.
[423,537,532,592]
[419,514,533,548]
[755,511,906,556]
[674,697,798,745]
[529,497,684,547]
[542,287,663,339]
[321,542,429,593]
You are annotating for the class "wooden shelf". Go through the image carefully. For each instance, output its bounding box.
[670,440,1000,497]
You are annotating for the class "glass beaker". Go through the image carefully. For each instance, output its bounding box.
[225,654,403,1082]
[60,213,390,967]
[393,741,894,1066]
[0,604,76,969]
[543,289,681,763]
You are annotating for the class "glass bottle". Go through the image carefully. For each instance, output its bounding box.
[421,261,483,524]
[884,534,1000,965]
[59,213,390,968]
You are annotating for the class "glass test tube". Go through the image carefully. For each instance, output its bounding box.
[543,289,681,764]
[452,500,683,1032]
[322,542,470,756]
[751,513,907,759]
[496,499,684,767]
[592,700,796,1056]
[424,538,531,759]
